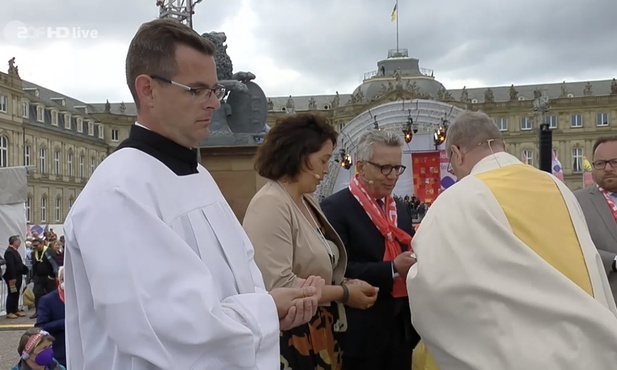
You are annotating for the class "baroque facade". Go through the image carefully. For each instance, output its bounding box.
[2,51,617,222]
[266,50,617,191]
[0,64,133,225]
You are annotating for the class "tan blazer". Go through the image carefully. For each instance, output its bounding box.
[243,181,348,291]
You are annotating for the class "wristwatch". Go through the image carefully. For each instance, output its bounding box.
[392,261,399,278]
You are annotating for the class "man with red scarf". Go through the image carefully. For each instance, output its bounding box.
[321,130,419,370]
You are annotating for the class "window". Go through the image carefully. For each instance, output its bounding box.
[572,147,583,173]
[53,150,60,175]
[111,129,119,142]
[24,144,30,166]
[25,197,31,222]
[39,147,47,174]
[597,112,609,127]
[571,114,583,128]
[36,106,44,122]
[88,121,94,136]
[77,118,83,132]
[0,95,7,112]
[495,117,508,131]
[522,150,533,166]
[51,111,58,126]
[67,152,73,176]
[98,124,104,139]
[520,117,532,130]
[90,157,96,175]
[546,115,557,129]
[22,102,28,118]
[55,197,62,222]
[79,155,85,177]
[0,136,7,167]
[69,197,74,211]
[64,114,71,129]
[40,196,47,223]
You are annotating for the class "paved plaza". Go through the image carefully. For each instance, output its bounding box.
[0,309,36,369]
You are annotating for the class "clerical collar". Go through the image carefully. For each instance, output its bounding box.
[115,123,199,176]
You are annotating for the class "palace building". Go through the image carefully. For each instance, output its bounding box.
[2,50,617,222]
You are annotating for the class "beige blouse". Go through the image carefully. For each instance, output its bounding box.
[243,181,348,291]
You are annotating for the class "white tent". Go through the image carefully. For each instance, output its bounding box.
[0,166,28,260]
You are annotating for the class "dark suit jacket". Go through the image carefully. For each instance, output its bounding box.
[574,185,617,303]
[321,188,420,359]
[36,290,66,367]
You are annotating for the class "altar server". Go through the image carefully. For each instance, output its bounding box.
[409,111,617,370]
[63,19,320,370]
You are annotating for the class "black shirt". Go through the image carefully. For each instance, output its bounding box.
[115,124,199,176]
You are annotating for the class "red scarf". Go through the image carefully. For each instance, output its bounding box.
[349,174,412,297]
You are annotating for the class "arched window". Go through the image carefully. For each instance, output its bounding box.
[55,196,62,222]
[0,135,8,167]
[24,144,31,166]
[40,195,48,223]
[39,146,47,174]
[79,154,85,178]
[25,196,31,222]
[67,150,73,177]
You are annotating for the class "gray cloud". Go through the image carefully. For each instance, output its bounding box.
[247,0,617,94]
[1,0,616,101]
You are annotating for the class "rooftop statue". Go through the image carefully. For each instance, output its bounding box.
[509,84,518,101]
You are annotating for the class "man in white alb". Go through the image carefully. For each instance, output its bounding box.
[63,19,322,370]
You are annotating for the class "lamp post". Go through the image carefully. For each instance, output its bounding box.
[533,89,551,173]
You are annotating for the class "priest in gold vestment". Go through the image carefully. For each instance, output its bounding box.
[408,111,617,370]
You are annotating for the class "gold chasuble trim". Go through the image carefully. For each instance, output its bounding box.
[476,164,594,296]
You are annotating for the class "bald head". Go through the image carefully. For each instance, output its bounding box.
[446,111,505,179]
[446,111,504,156]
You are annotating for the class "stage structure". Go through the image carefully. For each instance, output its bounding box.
[315,99,464,202]
[156,0,203,28]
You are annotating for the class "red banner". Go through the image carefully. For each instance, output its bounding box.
[412,152,441,204]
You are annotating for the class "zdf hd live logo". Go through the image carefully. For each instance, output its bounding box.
[3,20,99,44]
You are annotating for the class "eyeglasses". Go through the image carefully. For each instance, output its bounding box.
[150,75,226,101]
[592,158,617,170]
[367,161,406,176]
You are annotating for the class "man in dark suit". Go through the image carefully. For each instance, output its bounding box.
[36,266,67,367]
[3,235,29,319]
[321,130,420,370]
[574,136,617,304]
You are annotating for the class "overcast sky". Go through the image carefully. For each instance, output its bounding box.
[2,0,616,104]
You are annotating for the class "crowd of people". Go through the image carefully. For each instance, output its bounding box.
[4,18,617,370]
[2,231,67,369]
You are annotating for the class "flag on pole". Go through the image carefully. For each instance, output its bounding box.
[551,149,564,181]
[391,3,398,21]
[582,155,594,187]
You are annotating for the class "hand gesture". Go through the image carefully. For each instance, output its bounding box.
[393,251,417,280]
[270,275,324,331]
[345,283,379,310]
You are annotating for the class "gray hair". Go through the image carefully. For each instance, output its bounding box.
[445,111,504,157]
[58,266,64,284]
[355,130,403,162]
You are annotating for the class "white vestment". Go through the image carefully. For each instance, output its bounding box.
[63,148,279,370]
[407,152,617,370]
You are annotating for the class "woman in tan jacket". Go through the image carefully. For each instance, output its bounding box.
[243,113,379,370]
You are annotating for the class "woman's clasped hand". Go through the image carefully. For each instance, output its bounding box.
[344,279,379,310]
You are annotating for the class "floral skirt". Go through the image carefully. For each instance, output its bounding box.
[280,303,345,370]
